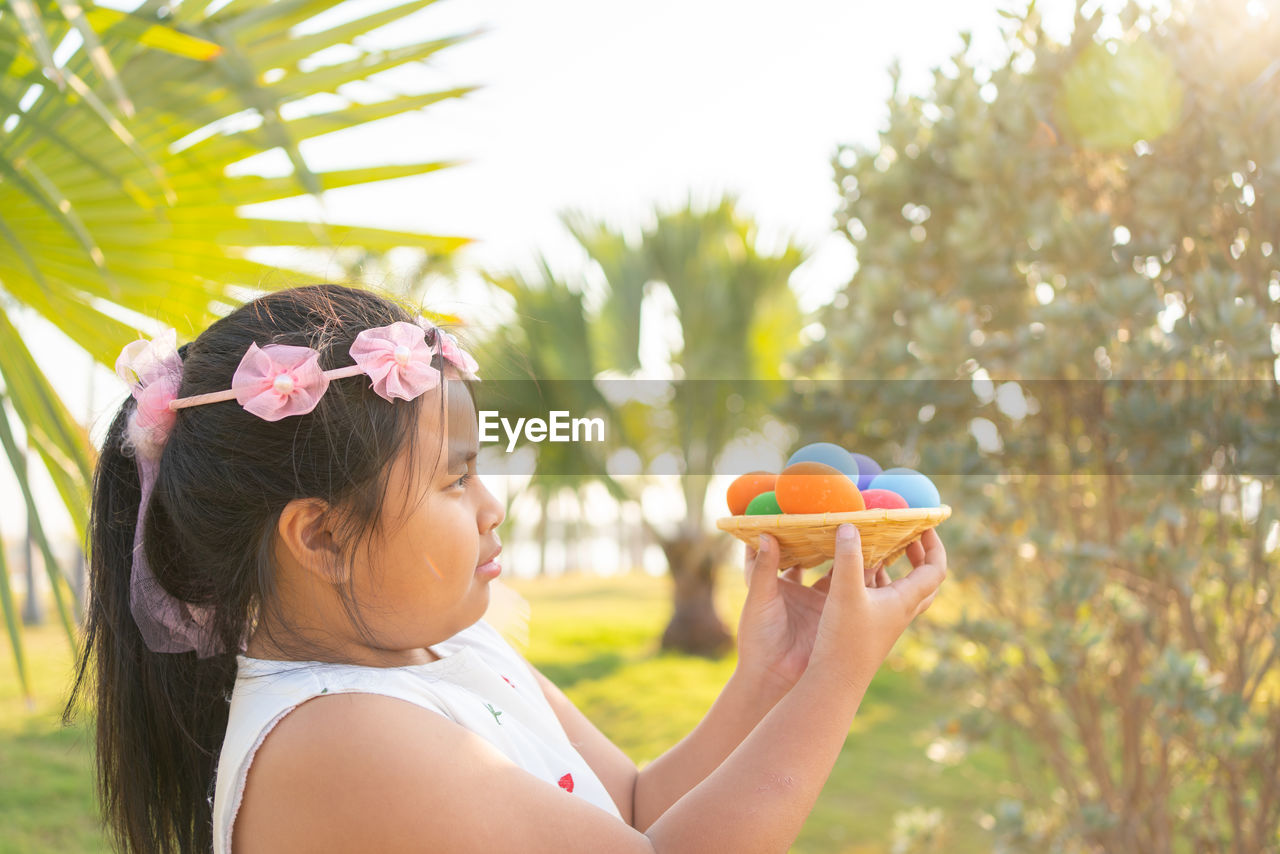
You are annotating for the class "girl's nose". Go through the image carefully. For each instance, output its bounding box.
[478,476,505,531]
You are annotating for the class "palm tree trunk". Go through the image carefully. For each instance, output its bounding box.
[659,534,732,657]
[565,490,581,576]
[632,503,647,574]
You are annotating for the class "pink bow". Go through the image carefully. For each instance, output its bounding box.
[115,328,229,657]
[231,343,330,421]
[438,330,481,379]
[416,317,480,380]
[115,328,182,457]
[350,321,442,401]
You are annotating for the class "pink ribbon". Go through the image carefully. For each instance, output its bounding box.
[350,321,442,400]
[130,453,226,658]
[116,330,226,657]
[231,343,331,421]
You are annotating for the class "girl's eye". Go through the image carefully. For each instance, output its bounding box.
[451,472,473,490]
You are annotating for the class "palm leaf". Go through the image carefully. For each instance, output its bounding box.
[83,8,224,61]
[52,0,134,116]
[0,543,31,704]
[0,399,81,658]
[0,0,478,688]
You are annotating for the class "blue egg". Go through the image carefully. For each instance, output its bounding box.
[867,467,941,508]
[849,453,882,490]
[786,442,859,481]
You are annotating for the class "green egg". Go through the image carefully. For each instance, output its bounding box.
[745,490,783,515]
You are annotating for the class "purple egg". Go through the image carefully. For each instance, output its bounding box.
[849,453,882,490]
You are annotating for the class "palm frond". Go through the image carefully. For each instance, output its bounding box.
[0,0,478,676]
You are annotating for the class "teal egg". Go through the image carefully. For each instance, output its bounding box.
[785,442,859,481]
[745,491,783,515]
[867,468,941,508]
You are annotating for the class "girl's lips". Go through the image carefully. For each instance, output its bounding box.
[476,545,502,577]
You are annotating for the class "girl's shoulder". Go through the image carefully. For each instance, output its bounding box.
[229,688,643,854]
[216,620,511,853]
[217,618,628,853]
[230,689,459,853]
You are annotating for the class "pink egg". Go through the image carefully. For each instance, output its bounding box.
[861,488,908,510]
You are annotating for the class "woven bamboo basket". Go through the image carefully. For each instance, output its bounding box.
[716,505,951,571]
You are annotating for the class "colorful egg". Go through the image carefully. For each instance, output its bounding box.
[867,468,941,508]
[727,471,778,516]
[775,461,866,514]
[785,442,860,481]
[849,453,882,490]
[745,491,783,515]
[860,488,909,510]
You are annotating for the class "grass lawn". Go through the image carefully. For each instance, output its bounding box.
[1,567,1020,853]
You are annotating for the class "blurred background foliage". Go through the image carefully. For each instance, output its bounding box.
[787,0,1280,849]
[0,0,477,694]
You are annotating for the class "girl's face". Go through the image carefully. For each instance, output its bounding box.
[345,376,505,662]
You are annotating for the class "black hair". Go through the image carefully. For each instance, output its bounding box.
[61,284,473,854]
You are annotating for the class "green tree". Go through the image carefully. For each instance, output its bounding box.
[792,1,1279,850]
[0,0,478,698]
[482,195,807,655]
[478,257,628,578]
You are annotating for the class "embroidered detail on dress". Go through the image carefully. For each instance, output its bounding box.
[558,773,574,792]
[484,703,504,726]
[501,674,515,688]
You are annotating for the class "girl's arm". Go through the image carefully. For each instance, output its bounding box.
[239,661,869,854]
[526,662,640,824]
[631,666,789,831]
[533,530,948,831]
[527,660,789,831]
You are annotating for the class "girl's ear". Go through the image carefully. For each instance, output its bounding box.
[274,498,348,584]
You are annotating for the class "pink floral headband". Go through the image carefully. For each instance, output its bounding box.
[114,316,479,658]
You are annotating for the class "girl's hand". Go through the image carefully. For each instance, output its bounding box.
[734,526,947,695]
[810,525,948,691]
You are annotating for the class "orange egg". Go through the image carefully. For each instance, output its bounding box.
[774,462,865,514]
[727,471,778,516]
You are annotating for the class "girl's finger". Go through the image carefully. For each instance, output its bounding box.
[920,528,947,572]
[905,538,926,566]
[913,588,939,618]
[745,534,782,602]
[887,556,946,613]
[811,568,834,593]
[782,565,804,584]
[875,567,890,588]
[830,524,866,603]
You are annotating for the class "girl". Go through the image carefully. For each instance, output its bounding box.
[63,284,947,854]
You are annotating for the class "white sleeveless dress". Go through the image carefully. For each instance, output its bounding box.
[211,618,624,853]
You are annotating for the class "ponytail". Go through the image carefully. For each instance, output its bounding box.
[63,399,237,854]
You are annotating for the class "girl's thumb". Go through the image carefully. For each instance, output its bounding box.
[746,533,781,601]
[830,524,866,602]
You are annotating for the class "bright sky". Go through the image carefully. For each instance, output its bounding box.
[239,0,1097,313]
[7,0,1105,550]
